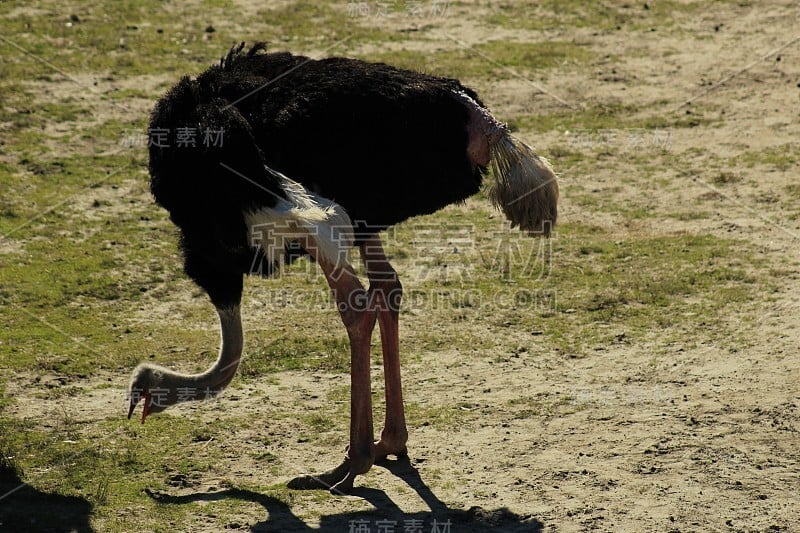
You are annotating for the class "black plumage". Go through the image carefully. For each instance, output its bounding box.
[148,44,492,306]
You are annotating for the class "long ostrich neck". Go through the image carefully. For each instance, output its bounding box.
[452,90,507,143]
[452,90,507,168]
[158,305,243,400]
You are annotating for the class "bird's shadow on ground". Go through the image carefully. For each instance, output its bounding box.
[147,456,544,532]
[0,461,94,533]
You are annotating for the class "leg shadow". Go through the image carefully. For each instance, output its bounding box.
[146,488,309,532]
[146,457,543,532]
[342,455,544,533]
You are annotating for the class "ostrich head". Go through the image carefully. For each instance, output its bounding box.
[487,134,559,236]
[455,90,558,236]
[127,363,182,423]
[127,306,244,423]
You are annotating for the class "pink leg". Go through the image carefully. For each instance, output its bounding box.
[287,249,377,493]
[360,235,408,460]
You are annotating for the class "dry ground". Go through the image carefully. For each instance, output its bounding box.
[1,1,799,532]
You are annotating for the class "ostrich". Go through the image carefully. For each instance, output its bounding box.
[128,43,558,494]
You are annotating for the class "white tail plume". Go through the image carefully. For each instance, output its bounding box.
[487,133,559,236]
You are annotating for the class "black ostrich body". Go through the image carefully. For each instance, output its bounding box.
[149,45,488,305]
[131,43,558,493]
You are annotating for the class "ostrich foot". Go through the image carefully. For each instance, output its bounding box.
[287,460,354,494]
[374,435,408,463]
[287,448,374,495]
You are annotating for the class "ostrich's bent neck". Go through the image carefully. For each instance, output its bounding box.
[129,305,243,421]
[176,305,243,391]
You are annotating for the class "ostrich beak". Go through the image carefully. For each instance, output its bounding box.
[127,392,151,424]
[141,393,152,424]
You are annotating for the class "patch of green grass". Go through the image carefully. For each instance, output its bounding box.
[0,100,93,137]
[509,102,711,134]
[1,2,194,78]
[0,411,317,531]
[361,40,594,79]
[784,184,800,198]
[487,1,704,32]
[531,224,765,356]
[476,40,595,70]
[301,413,336,433]
[404,401,463,429]
[105,87,153,100]
[258,1,397,44]
[2,235,143,306]
[0,0,397,91]
[404,326,494,354]
[506,393,578,419]
[737,144,799,172]
[240,335,350,376]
